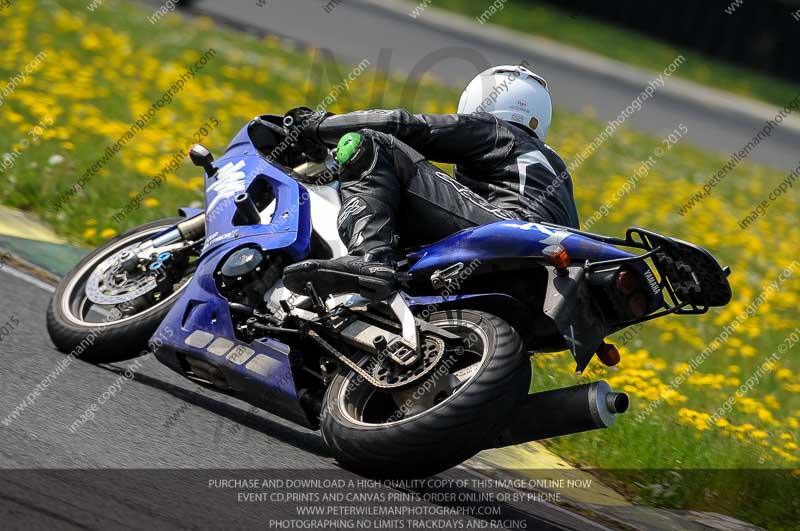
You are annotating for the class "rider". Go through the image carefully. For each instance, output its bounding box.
[281,64,580,297]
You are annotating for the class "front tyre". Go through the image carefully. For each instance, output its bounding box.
[46,218,197,364]
[320,309,530,478]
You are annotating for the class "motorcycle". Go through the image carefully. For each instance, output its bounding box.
[47,114,732,477]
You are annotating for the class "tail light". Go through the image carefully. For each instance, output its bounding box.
[615,268,649,319]
[615,270,639,294]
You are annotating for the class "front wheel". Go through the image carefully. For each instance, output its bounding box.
[320,309,530,478]
[46,218,200,364]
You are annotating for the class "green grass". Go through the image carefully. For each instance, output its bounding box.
[1,1,798,528]
[434,0,800,108]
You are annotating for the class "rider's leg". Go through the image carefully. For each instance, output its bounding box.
[282,129,514,297]
[337,130,514,254]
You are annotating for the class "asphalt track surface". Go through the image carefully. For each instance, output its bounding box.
[0,268,618,530]
[193,0,800,172]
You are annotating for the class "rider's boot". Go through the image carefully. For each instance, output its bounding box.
[282,251,399,300]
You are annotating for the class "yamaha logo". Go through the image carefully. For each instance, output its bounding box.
[644,270,660,294]
[207,160,247,212]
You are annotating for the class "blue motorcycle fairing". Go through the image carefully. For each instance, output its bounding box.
[178,207,204,219]
[202,144,311,259]
[148,125,317,427]
[151,242,314,426]
[408,220,634,274]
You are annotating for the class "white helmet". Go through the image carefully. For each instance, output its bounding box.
[457,64,552,141]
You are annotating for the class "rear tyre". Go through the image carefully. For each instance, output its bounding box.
[320,309,530,478]
[46,218,193,364]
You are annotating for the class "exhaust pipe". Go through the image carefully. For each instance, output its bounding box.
[495,381,628,448]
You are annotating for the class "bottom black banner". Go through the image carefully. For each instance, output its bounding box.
[0,468,796,530]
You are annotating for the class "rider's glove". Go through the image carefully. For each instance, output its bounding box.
[284,106,332,161]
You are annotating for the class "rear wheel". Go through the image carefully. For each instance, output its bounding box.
[46,218,200,363]
[320,309,530,477]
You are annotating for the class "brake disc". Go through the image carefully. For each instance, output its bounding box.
[85,243,158,305]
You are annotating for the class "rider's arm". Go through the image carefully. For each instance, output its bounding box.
[315,109,515,167]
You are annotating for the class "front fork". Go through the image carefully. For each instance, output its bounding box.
[151,213,206,247]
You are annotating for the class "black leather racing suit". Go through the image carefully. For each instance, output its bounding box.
[307,109,580,261]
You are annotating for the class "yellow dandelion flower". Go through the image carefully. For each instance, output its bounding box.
[6,111,24,123]
[81,33,102,50]
[83,227,97,240]
[764,395,780,410]
[738,397,760,414]
[100,228,118,239]
[135,159,153,175]
[757,408,778,425]
[773,447,799,462]
[673,362,691,375]
[677,408,711,430]
[143,198,160,208]
[740,345,757,357]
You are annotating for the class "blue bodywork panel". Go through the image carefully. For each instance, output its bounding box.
[408,220,634,273]
[151,121,314,426]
